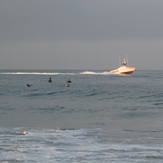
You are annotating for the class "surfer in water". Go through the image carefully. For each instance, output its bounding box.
[66,83,70,87]
[27,84,32,87]
[48,77,52,83]
[67,79,72,83]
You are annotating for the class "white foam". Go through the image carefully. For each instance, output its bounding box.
[0,128,162,162]
[22,131,28,135]
[80,71,111,75]
[0,72,75,75]
[1,71,111,75]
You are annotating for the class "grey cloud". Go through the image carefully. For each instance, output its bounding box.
[1,0,163,44]
[1,0,163,70]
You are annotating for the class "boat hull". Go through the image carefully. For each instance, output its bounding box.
[110,66,135,75]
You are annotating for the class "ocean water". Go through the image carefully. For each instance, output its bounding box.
[0,69,163,163]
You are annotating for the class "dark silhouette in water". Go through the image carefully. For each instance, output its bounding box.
[66,83,70,87]
[27,84,32,87]
[67,79,72,83]
[48,77,52,83]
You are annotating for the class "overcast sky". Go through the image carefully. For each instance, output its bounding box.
[0,0,163,70]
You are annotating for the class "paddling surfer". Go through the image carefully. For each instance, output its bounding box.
[48,77,52,83]
[27,84,32,87]
[67,79,72,83]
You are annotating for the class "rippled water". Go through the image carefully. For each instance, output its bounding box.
[0,70,163,162]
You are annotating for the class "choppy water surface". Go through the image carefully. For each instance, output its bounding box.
[0,70,163,162]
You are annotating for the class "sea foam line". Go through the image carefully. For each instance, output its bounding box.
[0,71,111,75]
[0,72,76,75]
[80,71,111,75]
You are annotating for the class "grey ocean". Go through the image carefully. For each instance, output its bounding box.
[0,70,163,162]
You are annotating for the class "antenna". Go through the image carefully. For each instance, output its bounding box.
[126,55,128,65]
[119,55,121,66]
